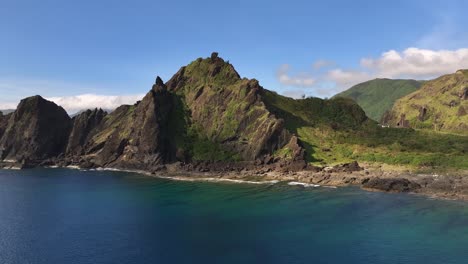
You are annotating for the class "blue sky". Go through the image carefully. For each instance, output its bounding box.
[1,0,468,112]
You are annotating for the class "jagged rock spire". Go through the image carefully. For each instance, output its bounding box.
[155,76,164,86]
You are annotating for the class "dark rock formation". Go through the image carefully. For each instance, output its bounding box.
[418,106,428,121]
[77,77,183,169]
[396,114,410,128]
[0,111,12,140]
[66,108,107,156]
[460,87,468,100]
[331,161,362,173]
[0,96,71,163]
[362,178,421,193]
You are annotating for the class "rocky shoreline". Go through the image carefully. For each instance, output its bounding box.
[2,160,467,201]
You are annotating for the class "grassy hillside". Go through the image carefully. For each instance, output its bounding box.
[263,90,468,170]
[383,70,468,133]
[334,79,422,121]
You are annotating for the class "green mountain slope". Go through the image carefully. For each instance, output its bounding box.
[334,79,422,121]
[383,70,468,133]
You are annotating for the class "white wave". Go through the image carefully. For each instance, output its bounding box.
[288,181,320,188]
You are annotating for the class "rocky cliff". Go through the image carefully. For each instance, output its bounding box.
[0,53,371,170]
[0,96,71,163]
[382,70,468,132]
[0,111,12,140]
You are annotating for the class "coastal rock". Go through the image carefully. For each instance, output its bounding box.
[66,108,107,156]
[80,77,182,169]
[362,177,421,193]
[0,96,71,163]
[331,161,362,173]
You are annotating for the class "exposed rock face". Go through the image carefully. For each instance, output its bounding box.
[66,108,107,156]
[418,106,428,121]
[166,56,302,162]
[0,96,71,163]
[362,178,421,193]
[0,111,12,140]
[78,77,182,169]
[461,87,468,100]
[396,114,410,128]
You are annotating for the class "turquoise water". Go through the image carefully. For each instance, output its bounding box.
[1,169,468,264]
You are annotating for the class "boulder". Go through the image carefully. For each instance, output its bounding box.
[362,178,421,193]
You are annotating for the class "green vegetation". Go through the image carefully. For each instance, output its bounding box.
[334,78,422,121]
[386,70,468,133]
[187,125,241,162]
[262,89,468,169]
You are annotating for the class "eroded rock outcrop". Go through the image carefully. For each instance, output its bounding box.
[66,108,107,156]
[0,96,71,163]
[362,177,421,193]
[76,77,183,169]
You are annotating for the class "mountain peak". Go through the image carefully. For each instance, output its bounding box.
[166,53,241,93]
[155,76,164,86]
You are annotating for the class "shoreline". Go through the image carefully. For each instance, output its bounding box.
[1,161,468,201]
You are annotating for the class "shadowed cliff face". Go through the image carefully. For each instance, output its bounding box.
[0,111,12,140]
[0,96,71,162]
[75,78,183,169]
[66,108,107,156]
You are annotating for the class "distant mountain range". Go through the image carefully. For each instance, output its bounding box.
[334,79,422,122]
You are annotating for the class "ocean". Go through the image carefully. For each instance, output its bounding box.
[1,168,468,264]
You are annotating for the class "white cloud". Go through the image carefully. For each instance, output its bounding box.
[312,60,334,70]
[0,102,17,110]
[276,64,316,87]
[282,90,307,99]
[360,47,468,79]
[277,47,468,97]
[325,69,371,89]
[0,77,148,114]
[47,94,145,114]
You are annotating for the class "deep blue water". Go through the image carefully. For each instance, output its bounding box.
[1,169,468,264]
